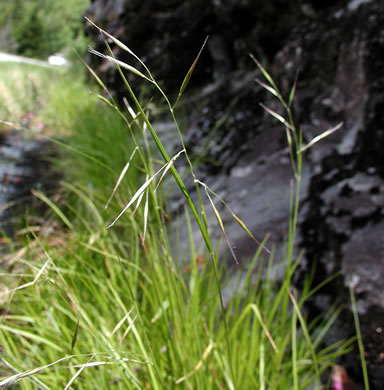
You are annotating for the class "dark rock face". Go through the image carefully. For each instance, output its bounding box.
[85,0,305,96]
[85,0,384,387]
[0,131,57,236]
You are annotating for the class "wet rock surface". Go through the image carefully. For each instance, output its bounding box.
[85,0,384,387]
[0,130,56,236]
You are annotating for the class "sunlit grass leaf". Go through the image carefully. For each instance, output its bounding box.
[88,47,152,82]
[64,363,86,390]
[85,17,150,76]
[231,213,270,254]
[108,150,184,228]
[0,356,74,388]
[173,36,209,108]
[230,303,278,353]
[121,314,138,341]
[299,122,343,152]
[105,146,139,209]
[85,17,134,56]
[111,307,135,337]
[260,103,294,130]
[155,149,185,191]
[151,300,169,324]
[0,260,50,298]
[132,186,145,216]
[123,97,140,121]
[175,340,215,384]
[255,78,279,97]
[204,187,238,264]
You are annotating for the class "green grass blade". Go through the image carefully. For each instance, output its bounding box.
[32,190,73,230]
[299,122,343,152]
[105,146,138,209]
[173,36,208,108]
[350,285,370,390]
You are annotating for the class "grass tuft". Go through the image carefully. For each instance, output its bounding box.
[0,27,355,389]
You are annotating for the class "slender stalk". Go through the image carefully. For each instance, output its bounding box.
[113,63,236,386]
[349,286,370,390]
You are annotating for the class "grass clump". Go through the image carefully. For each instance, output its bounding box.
[0,62,60,128]
[0,24,351,389]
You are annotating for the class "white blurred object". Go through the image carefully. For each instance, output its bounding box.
[0,51,68,68]
[48,54,67,66]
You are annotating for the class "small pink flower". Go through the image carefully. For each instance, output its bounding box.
[36,122,45,130]
[332,365,358,390]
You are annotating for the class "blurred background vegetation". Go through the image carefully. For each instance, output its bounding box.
[0,0,90,59]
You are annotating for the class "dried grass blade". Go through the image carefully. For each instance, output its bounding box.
[64,353,96,390]
[196,180,270,254]
[107,171,163,228]
[248,304,278,353]
[64,366,85,390]
[88,47,151,81]
[151,300,170,324]
[123,97,140,121]
[72,361,112,368]
[255,78,279,97]
[0,359,49,390]
[121,314,138,341]
[105,146,138,209]
[260,103,294,130]
[231,213,270,254]
[85,17,148,72]
[0,260,50,298]
[299,122,343,152]
[111,307,135,337]
[132,188,145,216]
[175,341,214,384]
[173,36,208,108]
[155,149,185,191]
[108,150,184,227]
[0,356,73,387]
[205,189,238,264]
[85,17,134,56]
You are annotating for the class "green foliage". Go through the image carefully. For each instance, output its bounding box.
[0,62,61,126]
[0,0,90,58]
[13,3,45,58]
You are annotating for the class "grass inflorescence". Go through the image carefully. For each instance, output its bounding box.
[0,23,352,389]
